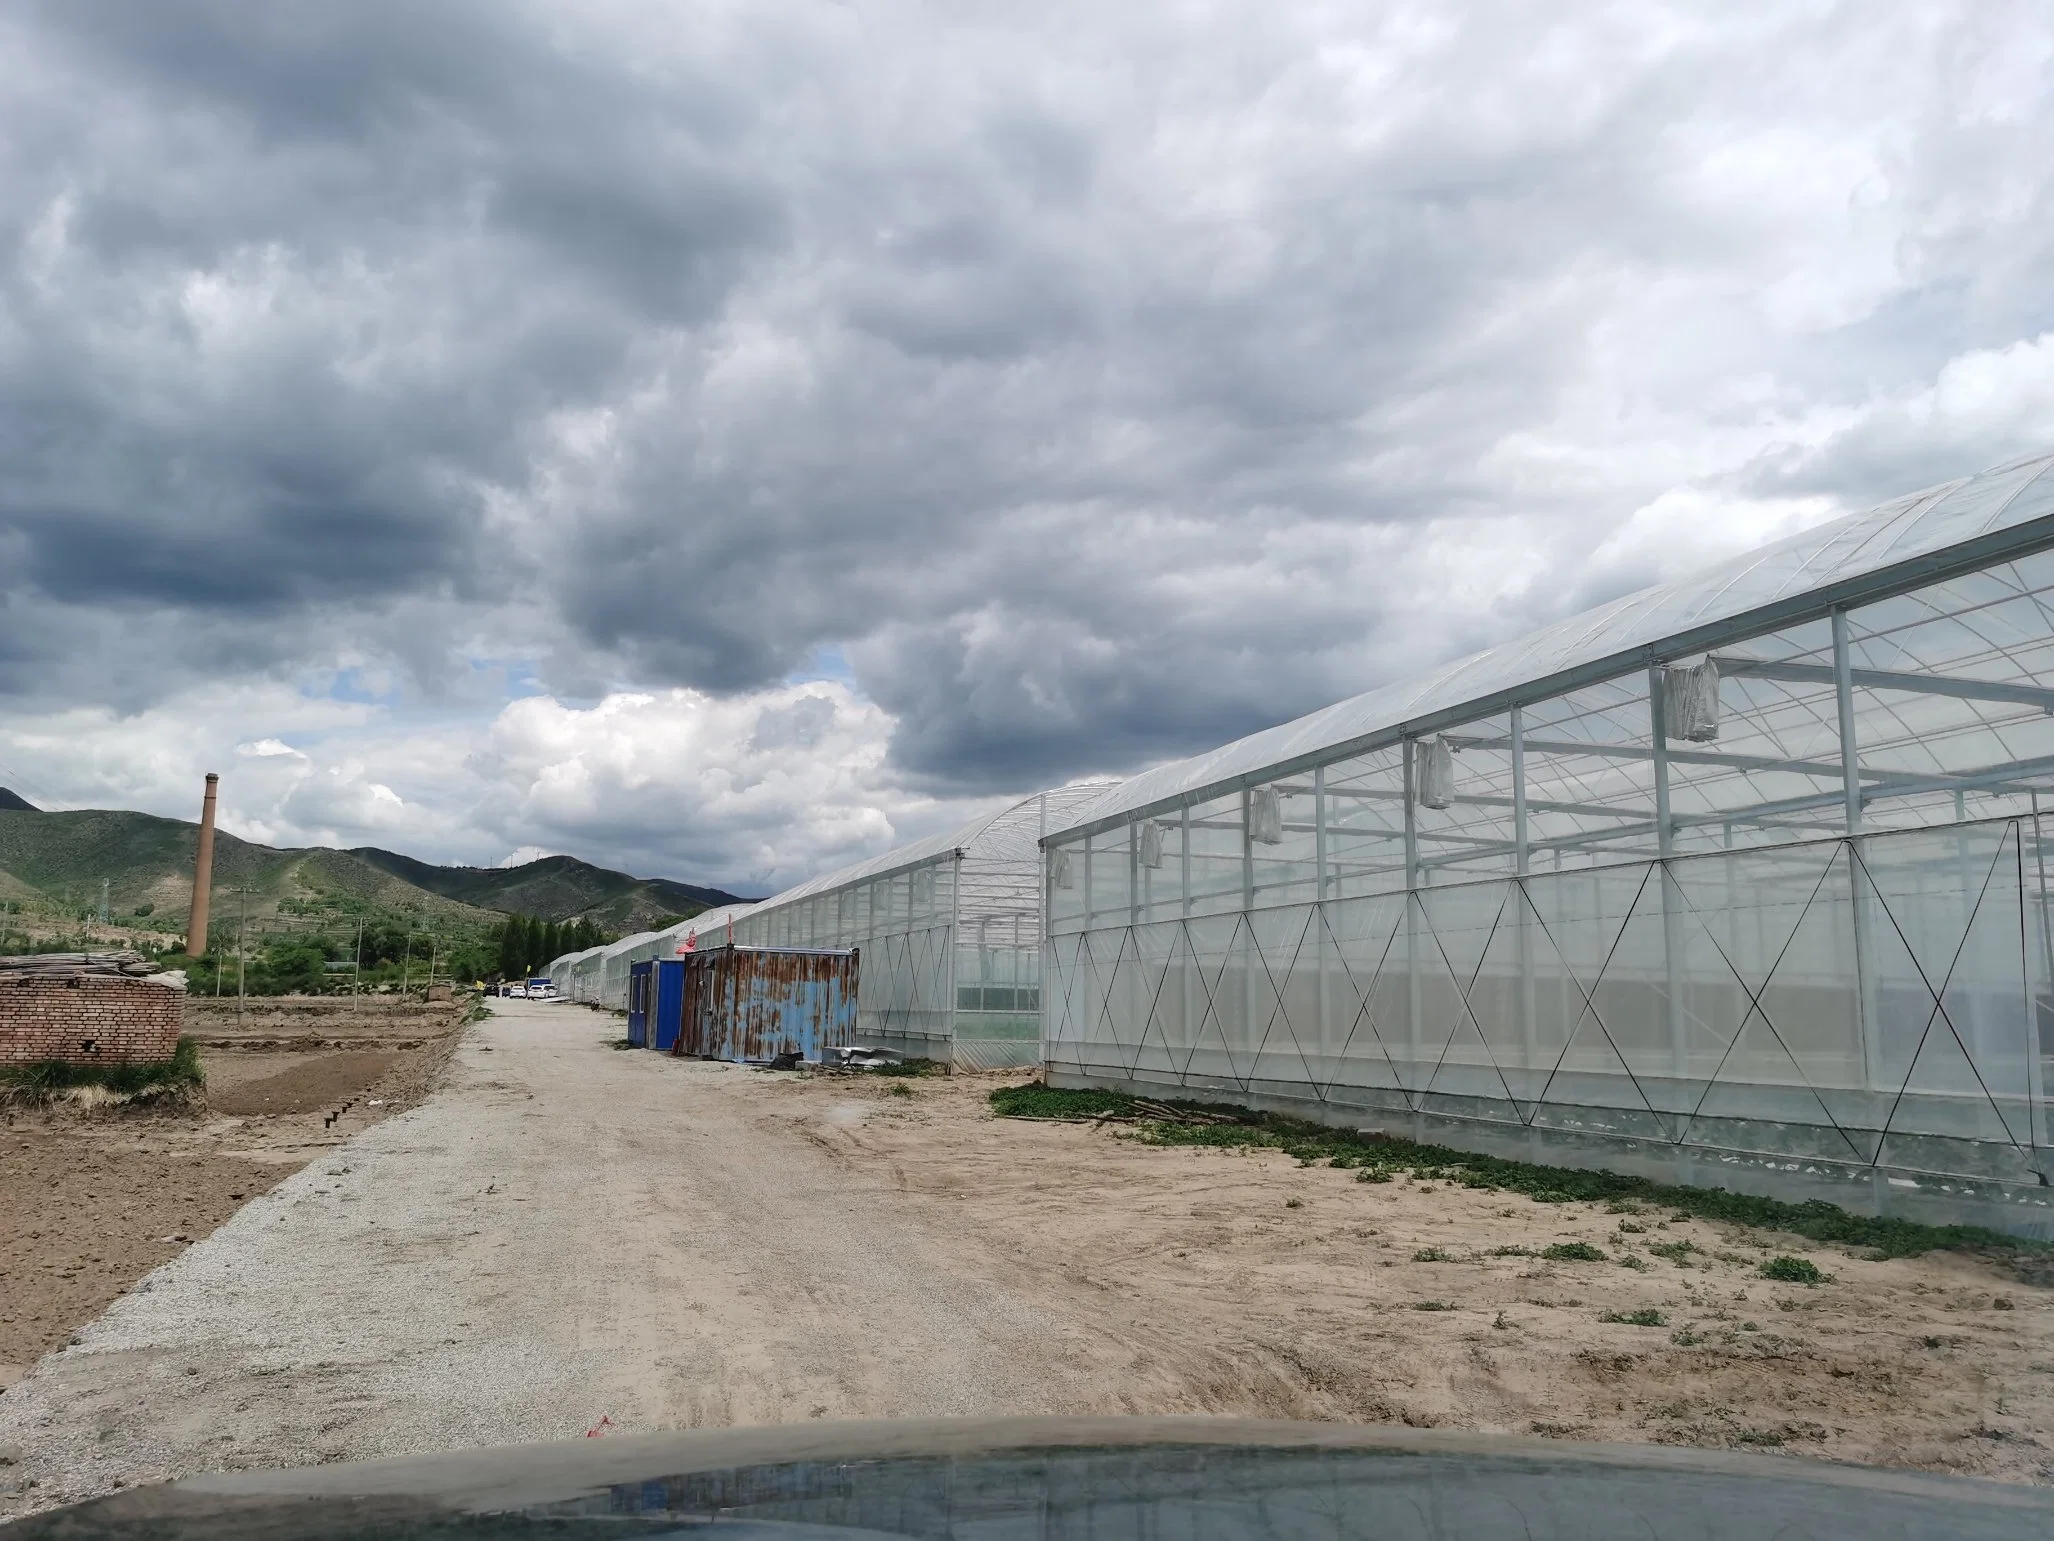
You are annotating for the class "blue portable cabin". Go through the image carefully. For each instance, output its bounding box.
[651,958,686,1052]
[626,960,653,1048]
[678,946,859,1063]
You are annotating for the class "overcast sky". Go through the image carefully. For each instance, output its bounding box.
[3,1,2052,892]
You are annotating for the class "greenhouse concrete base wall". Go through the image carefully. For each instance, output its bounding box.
[1045,1065,2054,1239]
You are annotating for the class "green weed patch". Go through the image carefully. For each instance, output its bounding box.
[988,1084,1139,1119]
[1600,1307,1667,1327]
[988,1082,2048,1262]
[1759,1255,1829,1285]
[0,1034,205,1105]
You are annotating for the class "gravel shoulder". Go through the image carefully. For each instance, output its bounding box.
[3,998,2051,1519]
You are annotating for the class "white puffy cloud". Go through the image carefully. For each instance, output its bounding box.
[462,684,991,887]
[0,679,997,893]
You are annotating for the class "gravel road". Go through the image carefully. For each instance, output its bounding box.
[0,1001,1104,1518]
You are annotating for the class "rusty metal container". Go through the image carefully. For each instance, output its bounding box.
[676,946,859,1063]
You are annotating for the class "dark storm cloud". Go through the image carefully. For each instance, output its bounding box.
[5,1,2054,797]
[0,0,781,697]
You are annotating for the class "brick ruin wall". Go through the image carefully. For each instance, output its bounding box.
[0,976,186,1065]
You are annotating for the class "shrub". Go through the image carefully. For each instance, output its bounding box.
[1759,1255,1828,1285]
[1413,1246,1453,1261]
[1542,1241,1607,1262]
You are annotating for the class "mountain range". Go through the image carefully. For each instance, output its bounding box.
[0,791,752,937]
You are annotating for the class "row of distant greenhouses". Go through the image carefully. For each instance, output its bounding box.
[545,782,1111,1069]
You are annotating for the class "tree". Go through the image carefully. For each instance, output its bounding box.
[495,917,522,981]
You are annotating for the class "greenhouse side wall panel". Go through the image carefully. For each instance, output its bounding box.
[1045,817,2054,1239]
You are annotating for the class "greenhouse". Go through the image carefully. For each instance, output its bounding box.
[567,902,761,1010]
[713,783,1112,1067]
[1041,450,2054,1237]
[548,782,1110,1067]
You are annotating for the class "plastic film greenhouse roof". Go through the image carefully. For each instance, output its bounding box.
[597,929,663,963]
[1050,449,2054,840]
[753,781,1117,911]
[662,902,759,943]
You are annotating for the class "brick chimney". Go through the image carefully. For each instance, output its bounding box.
[186,772,219,958]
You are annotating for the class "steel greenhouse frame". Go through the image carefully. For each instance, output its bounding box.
[1040,450,2054,1237]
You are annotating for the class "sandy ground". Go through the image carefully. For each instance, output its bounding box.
[1,999,2050,1520]
[0,996,464,1392]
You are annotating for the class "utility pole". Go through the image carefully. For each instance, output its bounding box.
[98,878,109,930]
[236,887,248,1026]
[400,914,415,998]
[354,916,365,1028]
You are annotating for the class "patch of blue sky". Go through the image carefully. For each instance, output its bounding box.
[788,642,855,686]
[303,665,404,707]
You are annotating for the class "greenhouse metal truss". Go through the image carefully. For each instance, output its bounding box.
[1043,451,2054,1235]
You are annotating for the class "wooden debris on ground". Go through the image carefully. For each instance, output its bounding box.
[0,950,165,982]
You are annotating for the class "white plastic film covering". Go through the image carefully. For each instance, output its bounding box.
[1044,815,2054,1230]
[1052,451,2054,838]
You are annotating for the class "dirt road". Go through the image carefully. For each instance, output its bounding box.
[0,1000,1115,1517]
[3,999,2051,1519]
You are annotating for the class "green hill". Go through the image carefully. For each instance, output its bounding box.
[346,848,752,933]
[0,807,750,940]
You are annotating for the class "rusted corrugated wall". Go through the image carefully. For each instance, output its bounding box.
[677,947,858,1062]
